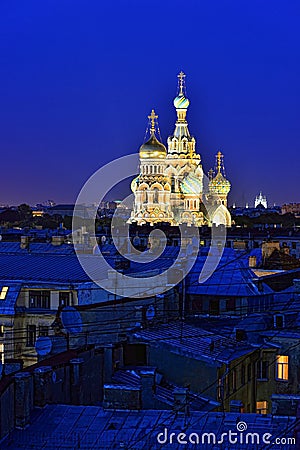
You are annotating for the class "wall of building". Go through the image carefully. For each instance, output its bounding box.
[0,347,104,442]
[147,345,220,398]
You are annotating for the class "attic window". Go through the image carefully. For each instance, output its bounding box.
[0,287,8,300]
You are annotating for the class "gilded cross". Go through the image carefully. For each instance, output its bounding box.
[217,151,223,173]
[178,71,186,95]
[148,109,158,133]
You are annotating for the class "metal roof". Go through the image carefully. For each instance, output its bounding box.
[187,256,262,297]
[0,253,106,283]
[1,404,295,449]
[132,322,255,364]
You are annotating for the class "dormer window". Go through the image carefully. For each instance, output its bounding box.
[274,314,285,329]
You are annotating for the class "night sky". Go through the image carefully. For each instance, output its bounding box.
[1,0,300,206]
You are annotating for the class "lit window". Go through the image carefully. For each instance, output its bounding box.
[0,343,4,364]
[256,401,268,414]
[276,355,288,380]
[0,287,9,300]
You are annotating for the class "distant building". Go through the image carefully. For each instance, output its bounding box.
[130,72,231,227]
[255,192,268,209]
[282,203,300,215]
[47,204,90,218]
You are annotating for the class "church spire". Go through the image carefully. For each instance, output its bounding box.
[167,72,199,160]
[173,70,190,117]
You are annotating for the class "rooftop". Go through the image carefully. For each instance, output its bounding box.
[131,322,256,364]
[1,404,296,449]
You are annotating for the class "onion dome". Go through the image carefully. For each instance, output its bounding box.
[209,151,231,195]
[173,94,190,110]
[181,173,202,195]
[209,171,231,195]
[173,71,190,110]
[139,109,167,159]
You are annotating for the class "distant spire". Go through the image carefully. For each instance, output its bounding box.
[208,168,214,181]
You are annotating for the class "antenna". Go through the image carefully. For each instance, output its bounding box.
[61,306,83,335]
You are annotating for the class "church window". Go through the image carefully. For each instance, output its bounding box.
[171,177,175,192]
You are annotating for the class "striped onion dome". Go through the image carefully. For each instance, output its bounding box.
[173,94,190,109]
[181,173,201,195]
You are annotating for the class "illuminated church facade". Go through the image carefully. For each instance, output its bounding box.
[129,72,231,227]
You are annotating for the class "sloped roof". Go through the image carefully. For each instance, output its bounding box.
[187,252,262,297]
[0,253,106,283]
[132,322,255,364]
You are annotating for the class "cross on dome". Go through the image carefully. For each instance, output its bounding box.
[178,71,186,95]
[148,109,158,133]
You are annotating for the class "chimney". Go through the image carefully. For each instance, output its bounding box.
[248,256,257,268]
[33,366,52,407]
[70,358,84,405]
[140,368,156,409]
[103,344,114,384]
[51,236,65,246]
[14,372,33,428]
[173,387,189,416]
[20,236,29,249]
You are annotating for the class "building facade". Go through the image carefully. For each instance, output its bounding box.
[130,72,231,227]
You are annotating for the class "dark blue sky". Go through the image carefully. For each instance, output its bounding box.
[1,0,300,206]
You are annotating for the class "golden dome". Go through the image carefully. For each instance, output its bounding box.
[139,133,167,159]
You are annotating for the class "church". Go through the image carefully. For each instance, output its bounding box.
[129,72,232,227]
